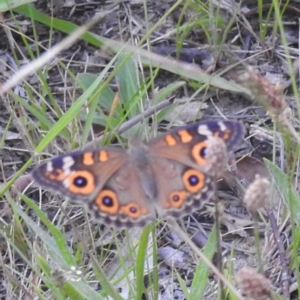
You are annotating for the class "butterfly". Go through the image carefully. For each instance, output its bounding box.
[32,120,244,228]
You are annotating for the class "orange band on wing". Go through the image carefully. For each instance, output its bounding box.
[214,129,231,140]
[45,169,66,181]
[66,171,95,194]
[191,141,207,166]
[82,152,94,165]
[95,190,119,214]
[120,203,148,219]
[98,150,108,162]
[166,190,187,208]
[178,130,193,143]
[165,134,177,146]
[182,169,205,193]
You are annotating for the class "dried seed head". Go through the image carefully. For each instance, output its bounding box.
[237,267,272,300]
[204,136,228,178]
[235,67,287,116]
[243,175,270,211]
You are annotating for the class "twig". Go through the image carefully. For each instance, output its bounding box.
[213,185,225,299]
[83,96,175,149]
[265,208,290,299]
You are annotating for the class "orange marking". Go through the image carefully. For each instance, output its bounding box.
[46,169,66,181]
[165,134,177,146]
[168,190,187,208]
[178,130,193,143]
[67,171,95,194]
[192,141,207,166]
[223,129,231,140]
[214,129,231,140]
[95,190,119,214]
[120,203,148,219]
[182,169,205,193]
[99,151,108,162]
[82,152,94,165]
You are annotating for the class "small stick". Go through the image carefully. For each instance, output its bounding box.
[265,208,290,299]
[83,96,175,149]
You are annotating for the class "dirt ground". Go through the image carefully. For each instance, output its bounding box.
[1,0,300,299]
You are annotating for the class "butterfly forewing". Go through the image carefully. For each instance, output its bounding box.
[148,120,244,169]
[32,148,128,202]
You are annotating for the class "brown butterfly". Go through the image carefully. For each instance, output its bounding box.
[32,120,244,227]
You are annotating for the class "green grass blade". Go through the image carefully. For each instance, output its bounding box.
[264,159,300,223]
[11,195,103,299]
[150,228,159,300]
[77,73,115,111]
[115,52,140,119]
[135,225,152,299]
[14,5,249,94]
[18,194,75,265]
[177,271,190,299]
[190,225,217,300]
[35,255,66,300]
[91,255,124,300]
[0,0,35,11]
[0,117,12,148]
[10,92,68,138]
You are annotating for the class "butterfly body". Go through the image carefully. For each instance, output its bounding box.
[32,120,244,227]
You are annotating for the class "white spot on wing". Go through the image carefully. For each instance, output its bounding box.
[197,125,213,136]
[62,156,75,170]
[63,169,72,175]
[194,193,201,200]
[63,179,70,188]
[46,162,53,172]
[218,121,227,131]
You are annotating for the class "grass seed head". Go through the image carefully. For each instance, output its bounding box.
[204,136,228,178]
[237,267,272,300]
[235,66,287,117]
[243,174,270,211]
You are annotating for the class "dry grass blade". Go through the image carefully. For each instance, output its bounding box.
[2,0,300,299]
[0,11,109,96]
[169,219,244,300]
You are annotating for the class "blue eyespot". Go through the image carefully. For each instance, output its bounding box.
[74,176,87,187]
[172,194,180,202]
[130,206,137,213]
[200,147,207,157]
[103,196,114,207]
[189,175,199,186]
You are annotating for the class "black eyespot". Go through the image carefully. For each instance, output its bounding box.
[189,175,199,186]
[218,131,224,138]
[74,176,87,187]
[103,196,114,207]
[172,194,180,202]
[200,147,207,157]
[130,206,137,213]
